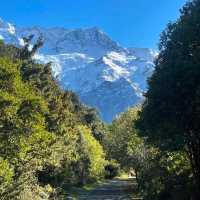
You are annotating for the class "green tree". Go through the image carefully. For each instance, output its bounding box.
[0,38,107,199]
[137,0,200,198]
[104,107,140,168]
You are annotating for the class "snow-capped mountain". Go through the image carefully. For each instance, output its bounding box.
[0,18,157,122]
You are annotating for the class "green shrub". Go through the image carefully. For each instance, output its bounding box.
[104,160,120,179]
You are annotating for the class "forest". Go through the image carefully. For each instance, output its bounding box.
[0,0,200,199]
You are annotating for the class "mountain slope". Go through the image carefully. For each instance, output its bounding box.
[0,18,157,122]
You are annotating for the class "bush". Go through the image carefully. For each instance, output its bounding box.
[0,39,108,199]
[76,125,106,183]
[104,160,120,179]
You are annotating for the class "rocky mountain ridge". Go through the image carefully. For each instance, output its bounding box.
[0,18,157,122]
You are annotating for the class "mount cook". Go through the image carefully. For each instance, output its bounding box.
[0,18,157,122]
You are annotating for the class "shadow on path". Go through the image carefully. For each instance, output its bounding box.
[76,178,142,200]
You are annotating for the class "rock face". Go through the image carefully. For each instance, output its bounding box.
[0,18,157,122]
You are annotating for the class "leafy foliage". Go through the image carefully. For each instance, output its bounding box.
[105,106,193,200]
[104,107,140,168]
[0,39,107,199]
[134,0,200,199]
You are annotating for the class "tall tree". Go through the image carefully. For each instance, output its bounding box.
[137,0,200,199]
[0,38,107,199]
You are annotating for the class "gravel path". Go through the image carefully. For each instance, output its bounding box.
[76,178,142,200]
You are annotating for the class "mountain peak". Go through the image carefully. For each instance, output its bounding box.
[0,18,156,122]
[0,19,15,34]
[84,27,106,36]
[16,25,124,57]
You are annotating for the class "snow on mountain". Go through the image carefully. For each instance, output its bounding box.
[16,26,125,57]
[0,18,157,122]
[0,18,19,44]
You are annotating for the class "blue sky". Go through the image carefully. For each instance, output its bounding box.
[0,0,187,49]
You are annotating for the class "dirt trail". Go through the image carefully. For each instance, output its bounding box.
[76,178,142,200]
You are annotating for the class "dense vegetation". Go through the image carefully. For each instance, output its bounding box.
[105,0,200,199]
[0,38,107,199]
[1,1,200,200]
[137,0,200,199]
[105,107,193,200]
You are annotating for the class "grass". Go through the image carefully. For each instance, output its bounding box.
[116,170,135,180]
[117,172,129,179]
[82,180,103,191]
[64,180,103,199]
[64,172,137,199]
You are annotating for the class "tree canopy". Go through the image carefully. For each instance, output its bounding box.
[137,0,200,198]
[0,38,107,199]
